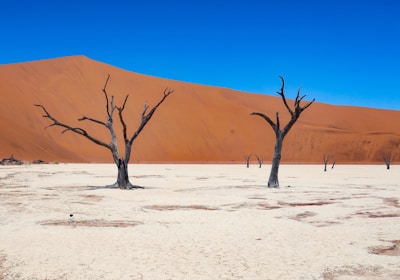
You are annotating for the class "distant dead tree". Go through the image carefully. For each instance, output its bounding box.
[255,155,263,168]
[1,154,22,165]
[35,74,174,189]
[383,152,392,169]
[245,154,252,168]
[323,154,335,171]
[331,158,336,169]
[323,154,330,172]
[251,76,314,188]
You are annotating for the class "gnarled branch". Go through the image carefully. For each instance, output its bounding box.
[250,112,278,132]
[129,88,174,145]
[277,75,293,116]
[116,95,130,143]
[251,76,314,138]
[102,74,112,119]
[78,116,107,127]
[34,104,113,151]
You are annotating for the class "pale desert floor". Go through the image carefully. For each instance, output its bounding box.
[0,164,399,280]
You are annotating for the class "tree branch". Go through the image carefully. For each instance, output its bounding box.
[300,98,315,111]
[251,76,315,138]
[294,87,302,107]
[294,86,315,113]
[250,112,278,132]
[277,75,293,116]
[78,116,107,127]
[34,104,113,152]
[129,88,174,145]
[102,74,111,119]
[117,95,130,142]
[276,112,280,131]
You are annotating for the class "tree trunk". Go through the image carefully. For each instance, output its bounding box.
[113,158,143,189]
[268,134,283,188]
[116,159,130,189]
[245,155,251,168]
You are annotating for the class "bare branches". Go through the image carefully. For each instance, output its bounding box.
[146,88,175,119]
[294,86,315,114]
[34,77,174,155]
[102,74,111,118]
[251,76,314,139]
[250,112,278,132]
[142,103,149,119]
[301,98,315,111]
[116,95,130,142]
[35,74,174,189]
[78,116,107,127]
[276,76,316,118]
[129,88,174,145]
[277,75,293,115]
[34,104,112,151]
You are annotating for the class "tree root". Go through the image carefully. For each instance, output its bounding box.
[105,182,145,189]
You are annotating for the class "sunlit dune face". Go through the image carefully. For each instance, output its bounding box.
[1,56,399,164]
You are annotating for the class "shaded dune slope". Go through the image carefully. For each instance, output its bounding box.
[0,56,399,163]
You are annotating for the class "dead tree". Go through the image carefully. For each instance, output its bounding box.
[35,74,174,189]
[255,155,263,168]
[1,154,23,165]
[245,154,252,168]
[323,154,330,172]
[383,153,392,169]
[251,76,314,188]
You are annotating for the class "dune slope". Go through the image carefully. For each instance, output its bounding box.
[0,56,399,163]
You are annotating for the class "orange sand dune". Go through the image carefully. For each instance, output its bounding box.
[0,56,399,164]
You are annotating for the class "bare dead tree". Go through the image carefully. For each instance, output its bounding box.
[323,154,330,172]
[1,154,23,165]
[251,76,314,188]
[383,152,392,170]
[245,154,252,168]
[331,158,336,169]
[35,74,174,189]
[255,155,263,168]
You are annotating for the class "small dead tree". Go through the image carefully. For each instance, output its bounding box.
[323,154,330,172]
[255,155,263,168]
[331,158,336,169]
[383,152,392,169]
[251,76,314,188]
[35,74,174,189]
[245,154,252,168]
[1,154,23,165]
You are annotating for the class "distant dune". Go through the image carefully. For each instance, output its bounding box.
[0,56,399,164]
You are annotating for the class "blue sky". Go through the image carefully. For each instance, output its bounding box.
[1,0,399,110]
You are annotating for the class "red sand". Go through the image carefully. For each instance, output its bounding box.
[1,56,399,163]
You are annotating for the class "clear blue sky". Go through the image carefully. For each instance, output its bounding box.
[1,0,399,110]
